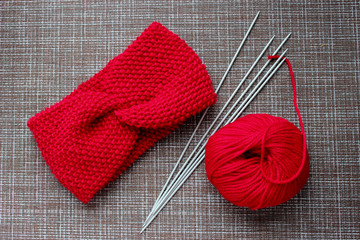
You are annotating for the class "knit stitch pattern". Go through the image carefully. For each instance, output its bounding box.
[27,22,217,204]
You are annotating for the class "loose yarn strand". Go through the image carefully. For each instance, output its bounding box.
[259,56,307,184]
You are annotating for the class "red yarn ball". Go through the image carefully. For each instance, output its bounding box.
[205,114,309,210]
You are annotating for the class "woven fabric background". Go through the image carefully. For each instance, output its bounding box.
[1,0,359,239]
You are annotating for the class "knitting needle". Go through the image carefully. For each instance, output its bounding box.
[145,34,290,223]
[141,54,288,232]
[145,11,260,221]
[145,35,274,223]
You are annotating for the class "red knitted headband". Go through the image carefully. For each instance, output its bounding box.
[28,22,217,204]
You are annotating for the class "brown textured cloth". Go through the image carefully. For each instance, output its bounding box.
[1,0,359,239]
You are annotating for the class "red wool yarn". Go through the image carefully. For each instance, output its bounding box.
[205,57,309,210]
[28,22,217,204]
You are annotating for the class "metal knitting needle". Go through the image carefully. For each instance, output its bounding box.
[140,57,287,233]
[141,54,288,232]
[145,11,260,221]
[145,35,290,222]
[145,35,274,222]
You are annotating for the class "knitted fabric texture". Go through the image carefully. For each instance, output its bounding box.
[27,22,217,204]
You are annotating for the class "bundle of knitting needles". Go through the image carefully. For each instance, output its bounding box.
[141,12,291,233]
